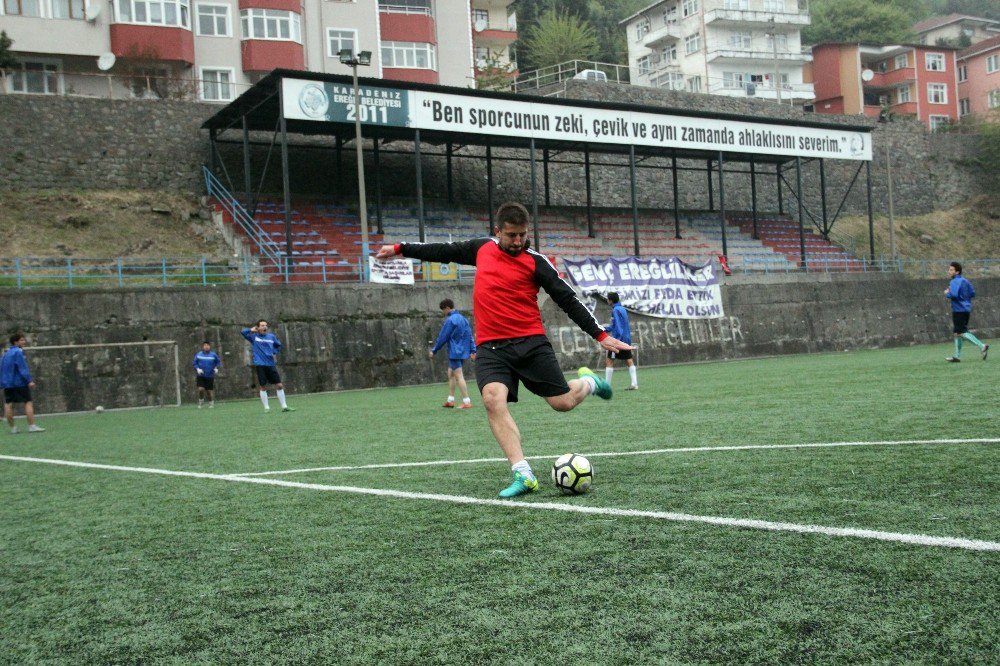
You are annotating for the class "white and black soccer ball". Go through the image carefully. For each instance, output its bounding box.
[95,405,104,413]
[551,453,593,495]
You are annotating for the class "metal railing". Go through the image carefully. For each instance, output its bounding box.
[0,257,255,289]
[512,60,630,92]
[203,167,284,274]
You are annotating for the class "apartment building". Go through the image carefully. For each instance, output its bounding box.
[620,0,813,102]
[0,0,516,101]
[807,43,960,131]
[957,34,1000,119]
[912,13,999,47]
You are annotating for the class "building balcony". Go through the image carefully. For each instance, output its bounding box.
[704,9,810,28]
[865,67,916,90]
[641,23,681,49]
[241,40,304,72]
[709,81,815,100]
[380,11,436,43]
[110,24,194,65]
[706,48,812,63]
[473,24,517,45]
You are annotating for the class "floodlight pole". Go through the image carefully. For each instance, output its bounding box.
[350,60,370,279]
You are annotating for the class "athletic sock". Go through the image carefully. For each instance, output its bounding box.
[605,367,613,384]
[955,337,963,358]
[962,332,985,349]
[581,375,597,394]
[462,397,471,405]
[260,390,270,410]
[276,389,288,409]
[628,365,638,387]
[512,459,535,481]
[447,395,455,403]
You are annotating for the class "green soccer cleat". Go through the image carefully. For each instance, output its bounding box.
[498,472,539,498]
[282,406,296,412]
[577,366,613,400]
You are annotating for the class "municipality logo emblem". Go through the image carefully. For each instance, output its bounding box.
[849,134,865,157]
[299,84,329,119]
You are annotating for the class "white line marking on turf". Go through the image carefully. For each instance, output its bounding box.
[227,438,1000,478]
[2,453,999,553]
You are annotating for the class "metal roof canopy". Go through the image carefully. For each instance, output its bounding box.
[202,70,878,270]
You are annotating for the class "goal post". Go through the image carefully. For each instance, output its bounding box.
[25,340,181,414]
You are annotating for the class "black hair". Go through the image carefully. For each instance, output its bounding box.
[9,333,25,346]
[607,292,620,304]
[202,341,211,346]
[949,261,962,274]
[439,298,454,310]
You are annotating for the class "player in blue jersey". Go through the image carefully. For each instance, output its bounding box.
[1,333,45,434]
[944,262,989,362]
[604,292,638,390]
[430,298,477,409]
[192,341,222,408]
[241,320,294,412]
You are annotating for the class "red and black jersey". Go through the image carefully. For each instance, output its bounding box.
[397,238,607,346]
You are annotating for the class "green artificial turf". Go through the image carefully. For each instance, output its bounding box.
[1,345,997,664]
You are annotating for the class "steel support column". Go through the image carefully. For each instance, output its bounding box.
[373,138,383,234]
[530,138,540,250]
[415,129,424,243]
[279,114,293,271]
[819,158,829,238]
[335,135,343,199]
[242,116,252,210]
[749,156,758,239]
[630,145,640,256]
[585,145,594,238]
[209,128,217,172]
[718,152,727,260]
[672,154,681,239]
[446,143,453,203]
[543,148,550,206]
[486,144,494,234]
[795,156,806,269]
[777,164,784,215]
[707,159,714,211]
[866,160,875,261]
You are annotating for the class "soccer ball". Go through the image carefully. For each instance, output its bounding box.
[551,453,593,495]
[95,406,104,413]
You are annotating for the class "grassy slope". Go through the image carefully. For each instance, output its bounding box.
[0,346,997,663]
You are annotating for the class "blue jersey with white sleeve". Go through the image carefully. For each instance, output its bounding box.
[432,310,476,360]
[946,275,975,313]
[607,303,632,345]
[241,329,282,366]
[193,351,222,376]
[0,346,32,388]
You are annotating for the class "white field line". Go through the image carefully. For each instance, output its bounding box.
[227,438,1000,478]
[2,453,999,553]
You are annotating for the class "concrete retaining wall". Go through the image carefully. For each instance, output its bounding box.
[1,275,995,413]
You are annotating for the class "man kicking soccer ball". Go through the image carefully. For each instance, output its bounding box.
[377,202,632,498]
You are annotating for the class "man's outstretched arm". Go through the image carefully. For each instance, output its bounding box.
[376,238,489,266]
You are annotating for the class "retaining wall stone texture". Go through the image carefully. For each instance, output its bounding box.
[1,275,995,412]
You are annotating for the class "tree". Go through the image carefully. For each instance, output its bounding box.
[0,31,17,92]
[803,0,916,44]
[521,10,600,70]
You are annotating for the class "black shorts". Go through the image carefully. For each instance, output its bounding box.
[607,349,633,361]
[3,386,32,404]
[475,335,569,403]
[196,376,216,390]
[952,311,971,334]
[255,366,282,387]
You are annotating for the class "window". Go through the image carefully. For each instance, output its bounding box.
[682,0,697,18]
[326,28,356,58]
[897,85,910,103]
[635,18,650,40]
[989,90,1000,109]
[472,8,488,25]
[662,5,676,24]
[762,0,783,10]
[474,46,489,66]
[197,4,229,36]
[925,53,945,71]
[3,0,43,16]
[381,41,436,69]
[959,98,970,116]
[117,0,190,27]
[927,82,947,104]
[200,68,234,102]
[637,56,650,75]
[724,0,747,9]
[729,31,751,49]
[687,75,702,92]
[52,0,84,19]
[988,55,999,74]
[893,53,908,69]
[929,115,950,132]
[684,32,701,54]
[958,65,967,82]
[765,33,787,51]
[7,60,61,94]
[654,72,684,90]
[722,72,746,89]
[241,8,301,41]
[661,44,677,63]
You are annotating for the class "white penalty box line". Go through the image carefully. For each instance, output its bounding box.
[2,453,999,553]
[228,438,1000,478]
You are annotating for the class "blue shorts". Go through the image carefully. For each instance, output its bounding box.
[448,358,466,370]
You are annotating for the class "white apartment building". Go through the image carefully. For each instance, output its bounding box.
[0,0,516,101]
[620,0,813,102]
